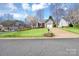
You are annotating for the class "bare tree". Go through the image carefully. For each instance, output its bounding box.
[26,16,38,28]
[64,9,79,24]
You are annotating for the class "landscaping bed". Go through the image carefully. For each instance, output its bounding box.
[44,33,54,37]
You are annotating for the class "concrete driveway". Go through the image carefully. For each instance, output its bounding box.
[51,28,79,38]
[0,39,79,56]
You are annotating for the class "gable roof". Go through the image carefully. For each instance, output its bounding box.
[59,17,69,23]
[45,16,55,24]
[45,19,54,23]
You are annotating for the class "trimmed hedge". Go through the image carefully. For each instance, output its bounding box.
[17,28,31,31]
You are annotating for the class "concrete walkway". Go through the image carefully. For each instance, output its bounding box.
[51,28,79,38]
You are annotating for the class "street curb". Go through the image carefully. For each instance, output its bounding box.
[0,37,79,39]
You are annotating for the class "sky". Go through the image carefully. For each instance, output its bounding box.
[0,3,79,21]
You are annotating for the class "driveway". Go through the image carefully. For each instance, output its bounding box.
[0,39,79,56]
[51,28,79,38]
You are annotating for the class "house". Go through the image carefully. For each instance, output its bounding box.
[58,18,69,27]
[36,16,55,28]
[45,16,55,29]
[0,20,29,31]
[0,24,8,32]
[0,25,3,30]
[26,15,56,28]
[37,20,45,28]
[0,25,4,31]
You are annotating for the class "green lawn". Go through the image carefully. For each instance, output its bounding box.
[63,27,79,34]
[0,28,48,38]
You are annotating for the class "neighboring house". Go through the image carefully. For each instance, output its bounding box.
[58,18,69,27]
[8,26,18,31]
[0,25,4,31]
[0,20,29,32]
[37,20,45,28]
[0,25,8,32]
[0,25,3,30]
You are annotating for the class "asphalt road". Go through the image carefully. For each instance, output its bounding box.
[0,38,79,56]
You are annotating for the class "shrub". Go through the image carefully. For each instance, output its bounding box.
[44,33,54,37]
[53,24,56,27]
[17,28,31,31]
[69,23,73,27]
[3,35,17,37]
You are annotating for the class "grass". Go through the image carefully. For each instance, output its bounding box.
[63,27,79,34]
[0,28,48,38]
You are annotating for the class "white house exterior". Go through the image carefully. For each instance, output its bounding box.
[58,18,69,27]
[45,19,54,29]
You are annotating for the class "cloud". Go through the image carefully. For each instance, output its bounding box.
[13,13,21,18]
[32,3,50,11]
[7,3,17,12]
[8,4,17,9]
[64,7,68,11]
[0,13,5,16]
[10,13,28,20]
[22,3,31,10]
[60,4,70,11]
[0,3,17,13]
[0,3,16,14]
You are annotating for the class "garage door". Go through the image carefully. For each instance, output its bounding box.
[47,24,53,29]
